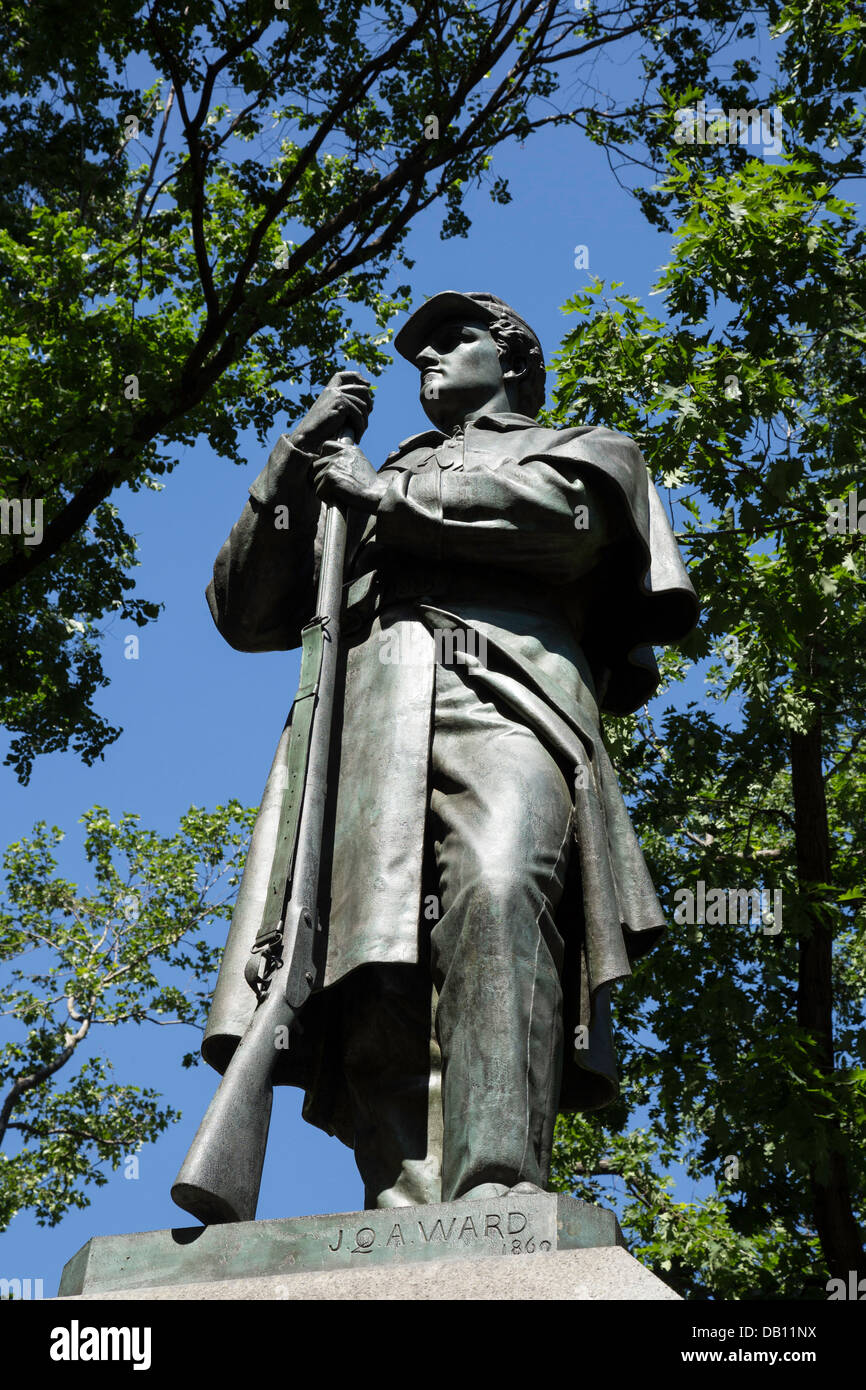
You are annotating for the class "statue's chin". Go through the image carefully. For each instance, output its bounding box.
[420,390,475,434]
[420,402,451,432]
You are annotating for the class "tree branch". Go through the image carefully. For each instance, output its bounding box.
[0,1007,91,1147]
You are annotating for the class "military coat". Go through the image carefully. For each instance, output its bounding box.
[201,413,698,1144]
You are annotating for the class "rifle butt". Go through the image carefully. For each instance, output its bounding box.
[171,998,287,1223]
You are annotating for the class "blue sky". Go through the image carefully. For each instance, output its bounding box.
[0,55,748,1293]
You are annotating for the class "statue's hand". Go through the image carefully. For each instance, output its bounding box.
[291,371,373,455]
[311,440,387,513]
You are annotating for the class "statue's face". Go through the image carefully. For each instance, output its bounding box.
[413,317,510,429]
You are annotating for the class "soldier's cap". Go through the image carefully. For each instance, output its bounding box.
[394,291,543,366]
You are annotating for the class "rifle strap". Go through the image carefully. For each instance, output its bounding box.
[249,615,326,960]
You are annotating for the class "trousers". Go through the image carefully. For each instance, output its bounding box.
[337,656,574,1208]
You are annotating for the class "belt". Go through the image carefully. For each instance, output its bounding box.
[343,564,577,633]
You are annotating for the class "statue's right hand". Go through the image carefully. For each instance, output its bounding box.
[291,371,373,456]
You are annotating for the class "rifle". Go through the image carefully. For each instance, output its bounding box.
[171,429,353,1224]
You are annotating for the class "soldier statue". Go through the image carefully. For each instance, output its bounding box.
[195,291,698,1212]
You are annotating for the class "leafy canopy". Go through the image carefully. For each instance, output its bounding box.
[0,801,254,1229]
[0,0,758,779]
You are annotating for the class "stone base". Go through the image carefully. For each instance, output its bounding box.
[59,1245,680,1300]
[58,1192,678,1301]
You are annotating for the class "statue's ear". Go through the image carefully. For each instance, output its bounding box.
[501,348,528,384]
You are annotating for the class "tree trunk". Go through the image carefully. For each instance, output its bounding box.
[790,717,864,1279]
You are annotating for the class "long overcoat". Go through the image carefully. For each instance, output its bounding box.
[201,412,699,1147]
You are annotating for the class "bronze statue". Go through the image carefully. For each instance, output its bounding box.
[174,291,698,1220]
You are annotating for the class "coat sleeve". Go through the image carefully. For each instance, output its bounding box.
[206,434,323,652]
[374,455,625,586]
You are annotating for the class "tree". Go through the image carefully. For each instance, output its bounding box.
[548,0,865,1297]
[0,0,758,780]
[0,801,254,1229]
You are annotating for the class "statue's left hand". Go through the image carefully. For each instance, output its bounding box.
[311,441,387,513]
